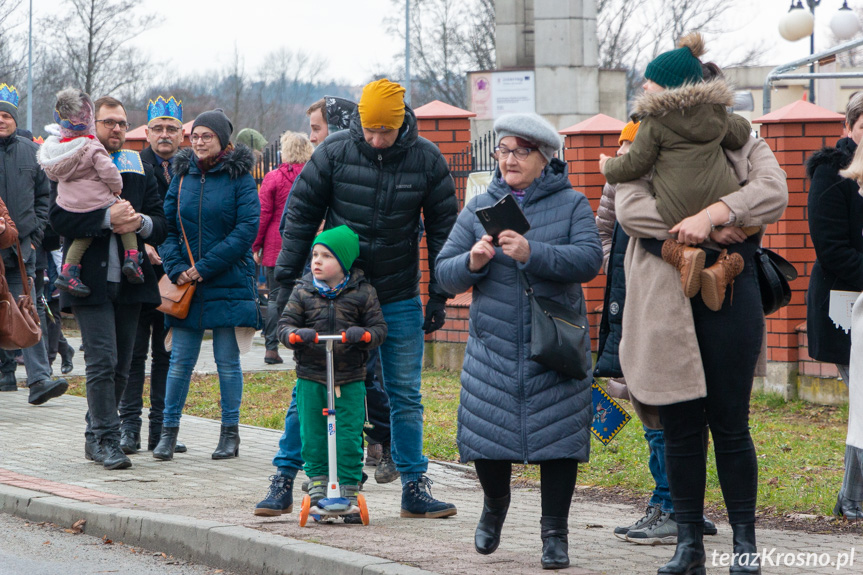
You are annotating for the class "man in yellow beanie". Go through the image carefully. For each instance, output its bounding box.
[276,78,459,519]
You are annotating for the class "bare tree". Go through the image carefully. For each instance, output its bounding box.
[42,0,156,97]
[0,0,24,80]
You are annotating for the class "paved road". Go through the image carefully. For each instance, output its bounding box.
[0,512,235,575]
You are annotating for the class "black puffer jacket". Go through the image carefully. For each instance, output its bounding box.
[275,106,458,305]
[805,137,863,364]
[278,268,388,385]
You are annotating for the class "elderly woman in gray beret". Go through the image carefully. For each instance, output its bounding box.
[436,112,602,569]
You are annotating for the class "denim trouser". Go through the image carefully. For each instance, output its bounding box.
[73,283,141,443]
[272,349,392,475]
[644,426,674,513]
[163,327,244,427]
[0,265,52,385]
[119,306,170,432]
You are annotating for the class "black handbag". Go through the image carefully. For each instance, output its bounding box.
[519,270,591,380]
[753,247,798,316]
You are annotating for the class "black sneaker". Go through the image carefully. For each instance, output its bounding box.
[400,476,457,518]
[254,474,294,516]
[28,379,69,405]
[614,505,659,540]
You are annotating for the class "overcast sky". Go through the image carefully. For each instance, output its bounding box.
[25,1,863,86]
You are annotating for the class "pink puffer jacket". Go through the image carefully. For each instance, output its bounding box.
[253,163,304,267]
[38,136,122,213]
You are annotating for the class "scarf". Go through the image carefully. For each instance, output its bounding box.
[197,142,234,173]
[313,272,351,299]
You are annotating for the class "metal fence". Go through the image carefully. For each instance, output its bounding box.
[447,130,497,206]
[252,139,282,186]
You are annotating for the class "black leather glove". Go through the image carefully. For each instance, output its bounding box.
[344,326,367,344]
[422,295,447,334]
[294,328,317,345]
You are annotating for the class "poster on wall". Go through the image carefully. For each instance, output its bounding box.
[469,70,536,120]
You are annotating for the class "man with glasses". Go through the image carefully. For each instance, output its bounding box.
[49,96,167,470]
[118,96,187,455]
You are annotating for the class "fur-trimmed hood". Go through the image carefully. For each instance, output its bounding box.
[806,137,856,180]
[632,79,736,118]
[172,143,256,179]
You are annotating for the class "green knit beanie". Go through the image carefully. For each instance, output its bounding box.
[644,32,705,89]
[312,225,360,274]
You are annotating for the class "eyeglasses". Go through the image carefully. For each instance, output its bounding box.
[149,125,181,135]
[494,145,535,161]
[190,133,216,143]
[95,119,130,131]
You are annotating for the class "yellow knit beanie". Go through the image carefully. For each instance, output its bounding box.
[619,120,641,145]
[358,79,406,130]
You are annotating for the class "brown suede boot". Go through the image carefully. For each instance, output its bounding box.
[700,249,745,312]
[661,240,706,298]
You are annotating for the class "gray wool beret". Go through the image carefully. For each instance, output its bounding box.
[494,113,562,162]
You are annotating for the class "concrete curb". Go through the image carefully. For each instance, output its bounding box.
[0,484,437,575]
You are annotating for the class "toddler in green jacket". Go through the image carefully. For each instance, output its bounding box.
[278,225,387,521]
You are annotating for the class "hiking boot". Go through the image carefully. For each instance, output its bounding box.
[264,349,283,364]
[307,475,328,509]
[700,249,744,312]
[365,441,382,467]
[0,371,16,392]
[614,505,659,540]
[122,250,145,284]
[254,474,294,516]
[55,263,91,297]
[84,437,105,463]
[400,476,457,518]
[626,510,678,545]
[662,240,706,298]
[28,378,68,405]
[100,439,132,470]
[374,442,399,484]
[540,516,569,570]
[212,425,240,459]
[341,484,362,524]
[119,429,140,454]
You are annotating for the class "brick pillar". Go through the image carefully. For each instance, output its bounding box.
[753,100,845,396]
[413,101,476,347]
[560,114,626,350]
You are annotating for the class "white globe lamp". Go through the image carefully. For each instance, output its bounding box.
[831,2,861,40]
[779,2,815,42]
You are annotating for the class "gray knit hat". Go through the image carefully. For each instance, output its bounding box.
[494,113,562,162]
[193,108,233,150]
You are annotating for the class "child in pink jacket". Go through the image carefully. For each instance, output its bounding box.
[38,88,142,297]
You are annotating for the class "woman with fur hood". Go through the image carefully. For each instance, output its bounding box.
[38,88,143,297]
[599,33,755,313]
[152,109,261,462]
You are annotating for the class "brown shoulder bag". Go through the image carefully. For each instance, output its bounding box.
[157,176,197,319]
[0,238,42,350]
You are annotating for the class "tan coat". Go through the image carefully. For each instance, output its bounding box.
[615,137,788,407]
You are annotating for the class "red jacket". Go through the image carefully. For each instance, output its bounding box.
[253,162,304,267]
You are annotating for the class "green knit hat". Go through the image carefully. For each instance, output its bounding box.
[312,225,360,274]
[644,32,705,89]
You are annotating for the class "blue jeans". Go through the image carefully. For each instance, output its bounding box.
[163,327,244,427]
[644,426,673,513]
[379,296,427,482]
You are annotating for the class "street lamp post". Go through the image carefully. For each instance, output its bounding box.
[778,0,861,105]
[27,0,33,132]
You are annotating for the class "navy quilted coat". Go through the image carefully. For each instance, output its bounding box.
[160,145,262,330]
[436,159,603,463]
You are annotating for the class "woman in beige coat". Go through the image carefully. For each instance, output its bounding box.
[616,127,787,574]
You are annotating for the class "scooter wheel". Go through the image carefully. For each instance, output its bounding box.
[357,493,370,526]
[299,494,311,527]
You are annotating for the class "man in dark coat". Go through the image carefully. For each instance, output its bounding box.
[117,96,187,455]
[49,96,167,470]
[276,79,458,518]
[0,83,69,404]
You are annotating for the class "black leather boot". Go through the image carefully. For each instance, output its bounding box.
[84,437,105,463]
[120,428,140,454]
[149,424,187,453]
[212,425,240,459]
[540,516,569,570]
[100,438,132,470]
[658,522,706,575]
[730,523,761,574]
[475,494,510,555]
[153,426,179,461]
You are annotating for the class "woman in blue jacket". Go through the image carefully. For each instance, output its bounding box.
[153,109,261,461]
[436,113,602,570]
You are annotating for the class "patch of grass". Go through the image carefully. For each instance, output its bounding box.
[67,368,849,517]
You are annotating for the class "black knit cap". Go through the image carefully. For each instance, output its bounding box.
[192,108,233,150]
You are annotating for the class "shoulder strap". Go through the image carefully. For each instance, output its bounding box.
[14,238,30,295]
[177,175,195,267]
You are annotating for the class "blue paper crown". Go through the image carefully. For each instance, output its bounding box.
[52,109,87,132]
[147,96,183,123]
[0,84,19,108]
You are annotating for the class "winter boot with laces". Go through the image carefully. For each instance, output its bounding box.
[400,476,457,518]
[700,249,744,312]
[55,263,90,297]
[122,250,145,284]
[374,441,400,484]
[254,473,294,516]
[341,484,363,524]
[661,240,706,298]
[307,476,328,509]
